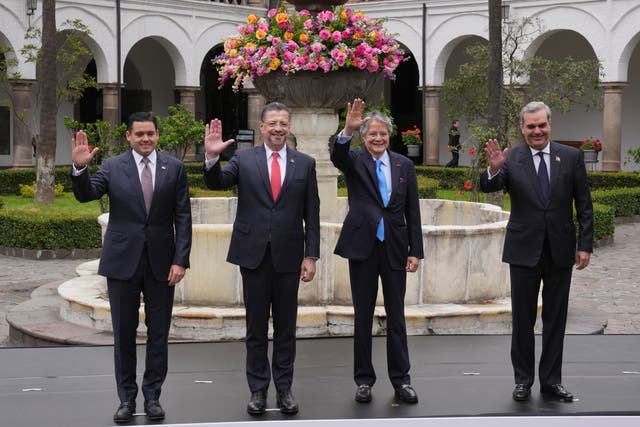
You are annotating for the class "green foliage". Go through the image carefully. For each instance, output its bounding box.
[64,117,129,162]
[0,46,21,83]
[591,187,640,217]
[416,176,438,199]
[0,166,100,195]
[19,182,65,198]
[442,16,603,148]
[589,202,615,242]
[157,105,205,161]
[625,147,640,167]
[586,171,640,190]
[0,210,101,249]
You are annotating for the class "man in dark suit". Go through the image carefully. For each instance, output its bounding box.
[331,98,423,404]
[71,112,192,423]
[202,102,320,415]
[445,119,461,167]
[480,101,593,403]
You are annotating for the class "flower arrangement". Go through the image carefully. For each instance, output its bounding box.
[580,137,602,152]
[215,5,406,91]
[400,125,422,146]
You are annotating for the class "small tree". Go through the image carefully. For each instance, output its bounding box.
[2,10,98,203]
[157,105,205,161]
[442,16,603,201]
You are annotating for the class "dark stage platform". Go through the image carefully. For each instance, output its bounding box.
[1,335,639,427]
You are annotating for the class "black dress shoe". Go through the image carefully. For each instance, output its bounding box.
[113,401,136,423]
[395,384,418,404]
[247,389,267,415]
[276,389,299,414]
[512,384,531,401]
[355,385,372,403]
[541,384,574,402]
[144,400,165,420]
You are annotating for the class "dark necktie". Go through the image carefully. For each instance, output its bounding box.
[271,151,281,201]
[537,151,550,203]
[375,159,389,241]
[141,157,153,213]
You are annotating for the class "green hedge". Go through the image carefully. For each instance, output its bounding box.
[587,171,640,190]
[0,166,101,195]
[0,210,101,249]
[591,187,640,217]
[591,202,616,242]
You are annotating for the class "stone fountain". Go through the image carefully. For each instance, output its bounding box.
[56,0,512,341]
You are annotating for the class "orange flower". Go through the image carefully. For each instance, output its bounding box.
[255,29,267,40]
[269,58,281,70]
[468,147,476,156]
[456,190,463,197]
[246,14,258,25]
[299,33,309,44]
[276,12,288,25]
[340,10,348,20]
[464,181,472,190]
[284,31,294,41]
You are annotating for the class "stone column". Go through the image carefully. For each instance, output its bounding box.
[11,80,35,168]
[243,81,265,144]
[424,85,441,166]
[601,82,626,172]
[176,86,201,162]
[101,84,119,127]
[290,108,339,222]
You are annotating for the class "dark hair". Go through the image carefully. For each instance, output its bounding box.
[127,112,158,131]
[452,120,459,125]
[260,102,291,121]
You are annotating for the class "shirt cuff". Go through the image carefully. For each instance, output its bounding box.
[336,132,352,145]
[486,166,500,180]
[204,154,220,170]
[71,164,87,176]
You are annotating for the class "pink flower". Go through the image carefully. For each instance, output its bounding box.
[332,31,342,43]
[319,29,331,41]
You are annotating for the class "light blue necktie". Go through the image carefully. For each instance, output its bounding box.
[375,158,389,241]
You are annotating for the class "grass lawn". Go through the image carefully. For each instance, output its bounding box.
[1,193,102,216]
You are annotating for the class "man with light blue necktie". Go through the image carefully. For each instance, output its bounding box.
[331,99,424,405]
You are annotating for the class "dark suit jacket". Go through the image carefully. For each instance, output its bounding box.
[331,142,424,270]
[203,145,320,272]
[480,141,593,268]
[72,149,192,281]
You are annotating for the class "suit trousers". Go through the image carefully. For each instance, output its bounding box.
[509,237,573,389]
[107,247,175,402]
[241,244,300,393]
[349,240,411,387]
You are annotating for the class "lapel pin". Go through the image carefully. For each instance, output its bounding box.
[290,158,295,163]
[161,165,167,170]
[555,156,560,162]
[396,163,401,168]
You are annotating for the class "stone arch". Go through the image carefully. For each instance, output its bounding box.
[610,3,640,82]
[429,13,488,85]
[122,15,190,86]
[0,4,34,79]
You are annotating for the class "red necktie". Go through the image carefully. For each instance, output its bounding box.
[271,152,281,201]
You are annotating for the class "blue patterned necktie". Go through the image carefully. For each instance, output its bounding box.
[537,151,550,203]
[375,158,389,241]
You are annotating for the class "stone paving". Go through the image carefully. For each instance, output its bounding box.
[1,222,639,346]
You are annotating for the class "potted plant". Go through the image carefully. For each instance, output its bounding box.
[580,137,602,163]
[401,125,422,157]
[214,4,406,105]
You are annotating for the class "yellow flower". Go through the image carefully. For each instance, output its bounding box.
[225,37,240,49]
[245,42,256,50]
[247,14,258,25]
[340,11,348,20]
[276,12,288,25]
[227,49,238,58]
[357,11,364,19]
[369,31,379,42]
[284,31,294,41]
[269,58,281,70]
[255,29,267,40]
[299,33,309,43]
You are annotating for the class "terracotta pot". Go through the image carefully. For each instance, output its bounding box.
[252,70,380,109]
